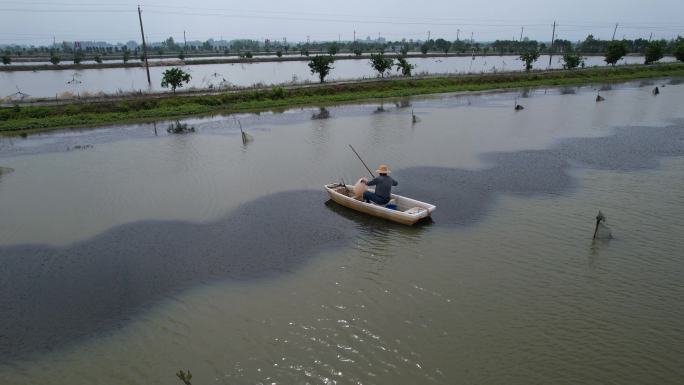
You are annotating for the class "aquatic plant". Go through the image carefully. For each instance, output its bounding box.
[176,369,192,385]
[167,120,195,134]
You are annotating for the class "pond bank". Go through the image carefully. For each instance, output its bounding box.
[2,63,683,136]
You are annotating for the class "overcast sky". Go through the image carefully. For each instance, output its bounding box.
[1,0,683,45]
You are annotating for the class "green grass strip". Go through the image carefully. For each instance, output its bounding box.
[2,63,683,136]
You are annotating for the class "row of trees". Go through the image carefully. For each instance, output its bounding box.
[5,40,684,70]
[516,40,684,72]
[307,52,416,83]
[147,37,684,96]
[4,35,683,63]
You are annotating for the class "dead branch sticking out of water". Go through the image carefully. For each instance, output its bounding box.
[176,369,192,385]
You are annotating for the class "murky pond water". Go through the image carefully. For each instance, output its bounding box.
[1,80,684,384]
[1,54,674,99]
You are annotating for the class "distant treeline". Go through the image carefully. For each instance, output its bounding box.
[2,34,683,63]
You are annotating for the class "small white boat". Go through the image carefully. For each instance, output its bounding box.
[324,183,436,225]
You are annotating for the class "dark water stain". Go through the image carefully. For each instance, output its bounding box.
[1,121,683,361]
[400,122,684,226]
[0,190,358,360]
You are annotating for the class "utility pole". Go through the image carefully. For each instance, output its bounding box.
[353,30,356,42]
[470,32,473,44]
[457,29,460,41]
[427,30,430,41]
[138,5,151,86]
[548,20,556,67]
[520,26,524,41]
[611,23,618,41]
[183,30,187,49]
[648,32,653,42]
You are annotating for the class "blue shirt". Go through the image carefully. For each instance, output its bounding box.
[366,175,398,199]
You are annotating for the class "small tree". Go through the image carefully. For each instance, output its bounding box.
[122,50,130,63]
[604,41,627,66]
[2,53,10,65]
[161,67,192,93]
[353,47,362,56]
[50,52,60,65]
[675,43,684,62]
[328,43,339,56]
[519,50,540,72]
[400,45,409,56]
[73,50,84,64]
[395,57,415,76]
[644,41,664,64]
[420,44,429,55]
[178,51,186,60]
[435,38,450,54]
[369,53,394,78]
[94,55,102,64]
[276,50,283,58]
[300,48,309,56]
[562,52,583,69]
[308,55,335,83]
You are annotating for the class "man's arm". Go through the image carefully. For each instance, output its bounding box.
[365,177,379,186]
[392,178,398,186]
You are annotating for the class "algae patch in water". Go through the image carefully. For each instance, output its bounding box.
[0,166,15,175]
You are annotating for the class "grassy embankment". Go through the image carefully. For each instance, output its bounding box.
[2,63,683,136]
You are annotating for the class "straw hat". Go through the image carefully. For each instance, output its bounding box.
[376,164,391,174]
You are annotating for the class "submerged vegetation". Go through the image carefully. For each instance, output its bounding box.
[1,63,684,135]
[167,120,195,134]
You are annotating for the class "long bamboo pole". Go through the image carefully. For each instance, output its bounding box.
[349,144,375,178]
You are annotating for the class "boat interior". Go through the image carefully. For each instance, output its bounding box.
[327,184,427,214]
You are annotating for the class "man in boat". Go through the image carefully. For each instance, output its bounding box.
[361,165,398,205]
